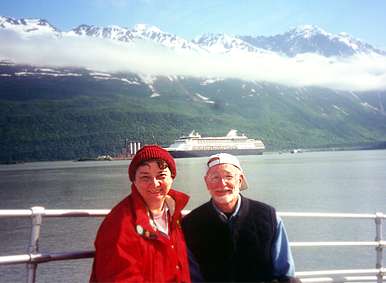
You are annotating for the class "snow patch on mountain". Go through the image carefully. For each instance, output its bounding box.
[333,105,349,115]
[200,78,225,85]
[132,24,204,53]
[337,33,359,50]
[195,93,214,104]
[0,16,58,37]
[290,25,330,39]
[90,72,111,77]
[14,71,81,77]
[67,24,135,43]
[150,93,160,98]
[194,33,272,55]
[361,102,379,112]
[120,78,140,85]
[138,74,157,85]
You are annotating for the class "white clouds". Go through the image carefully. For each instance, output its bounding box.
[1,29,386,91]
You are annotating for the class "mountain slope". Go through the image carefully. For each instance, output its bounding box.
[1,63,385,162]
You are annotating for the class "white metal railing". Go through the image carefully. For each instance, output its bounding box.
[280,212,385,283]
[0,208,384,283]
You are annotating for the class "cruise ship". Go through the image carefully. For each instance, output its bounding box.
[165,129,265,158]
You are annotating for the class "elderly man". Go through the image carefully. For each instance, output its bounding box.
[182,153,297,282]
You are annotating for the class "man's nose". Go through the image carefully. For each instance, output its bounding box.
[220,178,228,186]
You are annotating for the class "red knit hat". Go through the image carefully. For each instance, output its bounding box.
[128,145,176,181]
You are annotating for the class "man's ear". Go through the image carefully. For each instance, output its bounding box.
[238,174,244,187]
[204,175,209,188]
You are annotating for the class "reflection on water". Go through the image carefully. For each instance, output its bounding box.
[1,150,386,282]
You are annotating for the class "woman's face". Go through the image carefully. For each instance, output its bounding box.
[134,160,173,210]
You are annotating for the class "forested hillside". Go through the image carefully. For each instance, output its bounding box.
[1,64,386,162]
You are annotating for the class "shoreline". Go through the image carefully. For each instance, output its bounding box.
[2,146,386,165]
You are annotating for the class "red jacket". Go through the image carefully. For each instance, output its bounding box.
[90,185,191,283]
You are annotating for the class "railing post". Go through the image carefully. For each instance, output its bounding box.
[27,206,45,283]
[375,212,384,283]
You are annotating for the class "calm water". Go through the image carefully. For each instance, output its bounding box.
[0,150,385,282]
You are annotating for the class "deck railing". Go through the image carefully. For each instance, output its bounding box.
[0,207,384,283]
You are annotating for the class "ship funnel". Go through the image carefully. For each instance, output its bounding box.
[226,129,238,137]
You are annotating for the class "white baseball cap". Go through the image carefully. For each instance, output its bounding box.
[206,153,248,190]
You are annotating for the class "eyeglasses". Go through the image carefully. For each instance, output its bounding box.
[206,173,239,184]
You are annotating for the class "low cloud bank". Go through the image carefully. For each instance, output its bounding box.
[1,30,386,91]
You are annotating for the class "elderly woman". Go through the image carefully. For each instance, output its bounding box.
[90,145,191,283]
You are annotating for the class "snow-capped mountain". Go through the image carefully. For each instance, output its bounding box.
[1,16,385,58]
[0,15,58,36]
[239,25,386,57]
[67,24,135,42]
[194,33,273,54]
[131,24,204,52]
[67,22,204,52]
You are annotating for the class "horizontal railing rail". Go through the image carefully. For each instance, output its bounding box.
[0,251,94,265]
[0,208,384,283]
[0,209,110,217]
[1,209,383,218]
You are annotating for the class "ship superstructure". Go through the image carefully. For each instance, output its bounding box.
[166,129,265,158]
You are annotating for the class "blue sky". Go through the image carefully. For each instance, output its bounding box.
[1,0,386,49]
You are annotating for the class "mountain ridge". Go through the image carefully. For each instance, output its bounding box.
[1,15,385,57]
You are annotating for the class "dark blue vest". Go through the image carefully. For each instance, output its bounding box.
[182,195,277,282]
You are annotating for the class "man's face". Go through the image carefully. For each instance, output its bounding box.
[204,163,243,208]
[134,161,173,209]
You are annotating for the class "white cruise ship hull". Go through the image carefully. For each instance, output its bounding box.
[166,130,265,158]
[168,148,264,158]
